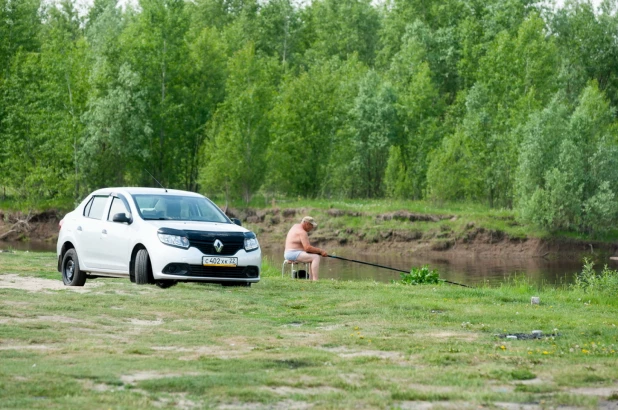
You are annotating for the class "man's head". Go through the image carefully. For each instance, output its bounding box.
[301,216,317,231]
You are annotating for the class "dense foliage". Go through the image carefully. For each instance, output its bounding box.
[398,265,441,285]
[573,258,618,295]
[1,0,618,234]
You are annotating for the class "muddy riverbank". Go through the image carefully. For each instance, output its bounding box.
[1,208,617,264]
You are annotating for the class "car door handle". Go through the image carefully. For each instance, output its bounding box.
[102,229,107,234]
[77,226,82,231]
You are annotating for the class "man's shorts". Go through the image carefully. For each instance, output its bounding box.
[284,250,303,261]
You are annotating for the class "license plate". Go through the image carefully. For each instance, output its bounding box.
[203,256,238,267]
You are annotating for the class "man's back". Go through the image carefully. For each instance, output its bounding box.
[285,223,306,251]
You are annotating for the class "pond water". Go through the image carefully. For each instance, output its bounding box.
[1,239,599,287]
[262,246,586,287]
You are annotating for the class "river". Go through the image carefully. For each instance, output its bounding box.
[262,246,587,286]
[3,239,596,287]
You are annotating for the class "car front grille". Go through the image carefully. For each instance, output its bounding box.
[187,265,259,278]
[185,231,244,256]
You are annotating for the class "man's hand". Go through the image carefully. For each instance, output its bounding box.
[320,250,328,257]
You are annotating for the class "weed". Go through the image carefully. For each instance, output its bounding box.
[572,258,618,294]
[399,265,441,285]
[510,369,536,381]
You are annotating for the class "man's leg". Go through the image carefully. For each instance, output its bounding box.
[295,252,321,280]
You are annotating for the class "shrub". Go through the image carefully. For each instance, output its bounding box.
[572,258,618,294]
[399,265,441,285]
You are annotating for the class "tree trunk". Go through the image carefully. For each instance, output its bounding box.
[159,40,167,182]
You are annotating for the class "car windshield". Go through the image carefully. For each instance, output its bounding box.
[133,194,229,223]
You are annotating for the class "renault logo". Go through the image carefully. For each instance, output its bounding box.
[214,239,224,253]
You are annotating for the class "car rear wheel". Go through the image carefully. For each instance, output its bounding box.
[62,249,86,286]
[135,249,153,285]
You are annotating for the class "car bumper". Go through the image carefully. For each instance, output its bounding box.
[148,243,261,283]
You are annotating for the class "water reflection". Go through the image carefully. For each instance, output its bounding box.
[263,246,584,286]
[1,240,56,253]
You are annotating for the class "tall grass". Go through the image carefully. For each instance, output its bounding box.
[572,258,618,295]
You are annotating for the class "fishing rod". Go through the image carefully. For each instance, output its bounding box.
[326,255,470,288]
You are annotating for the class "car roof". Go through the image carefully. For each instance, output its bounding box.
[91,187,204,198]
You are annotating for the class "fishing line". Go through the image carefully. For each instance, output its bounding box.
[326,254,470,288]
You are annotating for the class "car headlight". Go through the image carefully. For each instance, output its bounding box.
[244,232,259,251]
[157,233,190,249]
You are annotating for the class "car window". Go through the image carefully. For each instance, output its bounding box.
[133,194,229,223]
[83,197,94,217]
[107,197,130,221]
[85,196,108,220]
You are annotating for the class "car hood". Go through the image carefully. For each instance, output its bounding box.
[144,220,249,233]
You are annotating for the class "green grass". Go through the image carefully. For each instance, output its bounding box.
[1,252,617,408]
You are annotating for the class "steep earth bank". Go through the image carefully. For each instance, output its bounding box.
[229,208,617,261]
[1,208,616,261]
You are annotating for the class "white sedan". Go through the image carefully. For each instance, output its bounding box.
[56,187,261,288]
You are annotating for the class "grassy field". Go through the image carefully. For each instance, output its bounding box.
[1,252,618,409]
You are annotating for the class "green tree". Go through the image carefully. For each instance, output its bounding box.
[255,0,302,66]
[385,23,443,199]
[342,70,398,198]
[0,0,89,201]
[516,83,618,235]
[550,0,618,106]
[121,0,191,187]
[199,44,275,204]
[427,13,559,207]
[81,63,152,188]
[0,0,41,79]
[266,57,365,198]
[301,0,380,65]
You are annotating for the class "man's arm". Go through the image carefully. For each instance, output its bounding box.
[300,230,327,256]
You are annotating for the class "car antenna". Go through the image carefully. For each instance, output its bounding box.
[145,169,167,192]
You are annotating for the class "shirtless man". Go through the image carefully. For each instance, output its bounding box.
[284,216,328,281]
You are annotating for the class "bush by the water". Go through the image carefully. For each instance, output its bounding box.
[399,265,441,285]
[572,258,618,294]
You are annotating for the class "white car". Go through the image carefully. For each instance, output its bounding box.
[56,187,261,288]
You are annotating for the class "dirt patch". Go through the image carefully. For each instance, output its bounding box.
[218,400,312,410]
[422,331,479,341]
[320,346,404,361]
[571,385,618,398]
[152,394,201,410]
[0,344,56,351]
[128,318,164,326]
[264,386,342,396]
[396,401,476,410]
[120,371,202,384]
[0,273,103,293]
[151,343,255,360]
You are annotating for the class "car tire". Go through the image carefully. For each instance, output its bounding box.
[62,249,86,286]
[135,249,153,285]
[155,280,177,289]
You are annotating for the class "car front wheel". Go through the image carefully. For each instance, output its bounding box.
[135,249,153,285]
[62,249,86,286]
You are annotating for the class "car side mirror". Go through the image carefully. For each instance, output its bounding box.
[112,212,132,224]
[232,218,242,226]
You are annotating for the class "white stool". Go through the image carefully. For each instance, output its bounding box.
[281,260,311,279]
